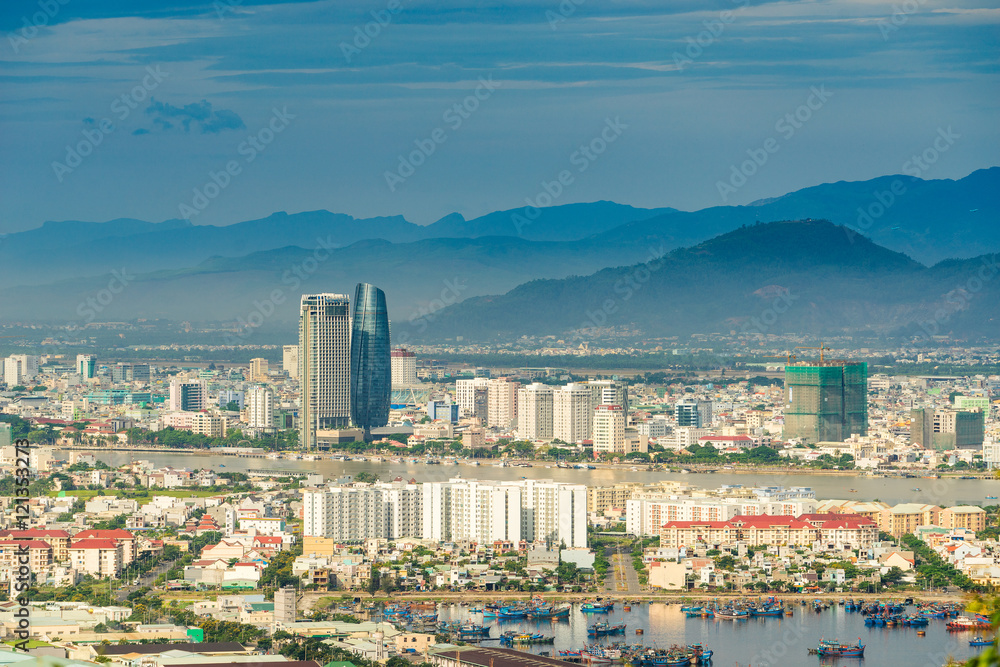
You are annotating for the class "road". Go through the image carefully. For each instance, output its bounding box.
[115,559,177,602]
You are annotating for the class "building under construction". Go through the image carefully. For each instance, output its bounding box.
[783,360,868,443]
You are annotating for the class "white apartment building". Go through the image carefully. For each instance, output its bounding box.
[421,478,587,548]
[553,383,592,443]
[302,481,422,541]
[487,378,519,429]
[3,355,39,387]
[593,405,625,455]
[455,378,490,418]
[76,354,96,379]
[517,383,554,440]
[247,385,275,431]
[637,415,672,438]
[282,345,299,379]
[391,348,417,386]
[299,293,352,449]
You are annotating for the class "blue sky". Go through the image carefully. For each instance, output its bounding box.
[1,0,997,231]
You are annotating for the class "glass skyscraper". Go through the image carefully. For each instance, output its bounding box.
[350,283,391,430]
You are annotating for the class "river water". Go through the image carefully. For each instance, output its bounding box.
[433,602,983,667]
[75,450,1000,506]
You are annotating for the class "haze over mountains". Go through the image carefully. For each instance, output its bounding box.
[0,168,997,342]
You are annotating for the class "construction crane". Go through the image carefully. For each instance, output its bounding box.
[796,343,830,362]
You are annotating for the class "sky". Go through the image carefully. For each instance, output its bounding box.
[1,0,997,232]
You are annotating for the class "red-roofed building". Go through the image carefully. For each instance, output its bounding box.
[0,529,70,562]
[69,538,123,577]
[798,513,879,549]
[662,514,821,549]
[0,539,53,571]
[73,529,135,565]
[253,535,284,553]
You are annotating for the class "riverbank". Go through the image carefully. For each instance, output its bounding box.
[329,591,968,604]
[52,446,994,479]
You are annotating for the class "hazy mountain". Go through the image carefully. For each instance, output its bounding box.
[423,201,676,241]
[593,167,1000,266]
[416,220,1000,342]
[0,202,667,289]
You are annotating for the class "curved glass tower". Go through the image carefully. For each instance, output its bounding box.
[350,283,391,430]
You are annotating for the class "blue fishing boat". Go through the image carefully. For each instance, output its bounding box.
[581,599,615,613]
[816,638,865,657]
[588,621,626,636]
[970,636,993,647]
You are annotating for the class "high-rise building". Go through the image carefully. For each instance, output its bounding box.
[299,293,352,449]
[783,361,868,443]
[675,397,703,427]
[350,283,391,431]
[249,358,269,382]
[282,345,299,379]
[302,481,422,540]
[168,379,207,412]
[910,408,984,450]
[3,355,39,387]
[593,404,626,455]
[421,477,587,548]
[76,354,96,379]
[247,385,275,431]
[954,396,990,428]
[517,383,554,440]
[587,380,629,413]
[219,390,245,410]
[391,348,417,386]
[553,382,591,443]
[456,378,490,420]
[487,378,519,429]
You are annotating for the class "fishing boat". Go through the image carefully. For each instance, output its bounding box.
[815,638,865,657]
[581,647,622,664]
[987,496,998,500]
[948,616,992,631]
[588,622,626,636]
[528,603,571,619]
[581,600,615,613]
[497,605,528,619]
[459,624,491,637]
[687,644,714,665]
[970,637,994,647]
[558,650,582,658]
[715,608,749,620]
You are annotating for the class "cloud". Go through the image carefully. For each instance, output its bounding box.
[141,98,245,134]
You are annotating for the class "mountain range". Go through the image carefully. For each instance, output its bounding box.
[0,168,996,342]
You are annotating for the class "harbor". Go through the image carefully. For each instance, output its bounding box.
[403,598,993,666]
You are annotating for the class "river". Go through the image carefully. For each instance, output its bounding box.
[71,450,1000,505]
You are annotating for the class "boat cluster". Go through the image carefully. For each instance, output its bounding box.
[681,596,785,620]
[560,643,713,666]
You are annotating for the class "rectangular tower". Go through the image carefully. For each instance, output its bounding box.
[783,360,867,443]
[299,293,351,449]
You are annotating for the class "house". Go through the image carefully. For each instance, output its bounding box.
[72,528,136,564]
[68,538,122,577]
